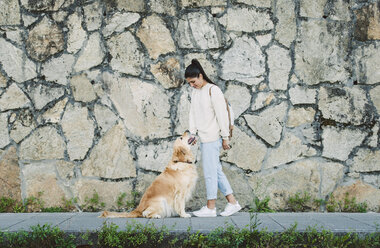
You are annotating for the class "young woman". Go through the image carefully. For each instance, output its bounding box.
[184,59,241,217]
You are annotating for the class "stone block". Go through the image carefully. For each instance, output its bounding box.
[287,107,316,127]
[263,132,316,169]
[370,85,380,116]
[251,92,275,111]
[110,0,145,12]
[175,11,226,49]
[9,109,36,144]
[289,85,317,105]
[175,86,192,135]
[363,175,380,187]
[41,54,75,86]
[348,148,380,173]
[295,20,350,85]
[274,0,296,47]
[326,0,352,21]
[67,10,87,54]
[224,84,251,118]
[322,126,366,161]
[61,103,94,161]
[26,17,64,62]
[149,0,177,16]
[137,14,176,59]
[0,113,10,149]
[318,86,371,125]
[150,58,182,89]
[103,12,140,37]
[73,178,134,210]
[3,28,24,47]
[249,158,344,210]
[19,126,66,161]
[354,2,380,41]
[83,1,103,31]
[244,102,288,146]
[256,33,272,47]
[267,45,292,91]
[20,0,66,11]
[0,147,21,201]
[320,162,345,197]
[136,140,174,172]
[181,0,226,7]
[107,32,144,76]
[220,6,273,32]
[332,180,380,212]
[354,43,380,85]
[234,0,271,8]
[70,74,96,103]
[94,104,118,135]
[103,73,171,139]
[81,122,136,179]
[0,84,30,111]
[25,83,65,110]
[0,72,7,88]
[22,161,69,208]
[221,127,267,172]
[300,0,326,18]
[22,13,38,27]
[41,98,68,124]
[0,0,20,25]
[56,160,75,183]
[0,39,36,83]
[74,33,105,72]
[220,36,265,85]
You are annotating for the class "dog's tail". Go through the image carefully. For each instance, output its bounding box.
[98,209,142,218]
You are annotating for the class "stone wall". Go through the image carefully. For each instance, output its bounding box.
[0,0,379,212]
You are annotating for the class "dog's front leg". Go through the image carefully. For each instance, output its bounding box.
[174,193,191,218]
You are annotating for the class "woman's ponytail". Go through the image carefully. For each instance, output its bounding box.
[184,59,215,85]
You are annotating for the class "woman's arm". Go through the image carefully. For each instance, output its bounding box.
[210,86,230,141]
[189,100,197,136]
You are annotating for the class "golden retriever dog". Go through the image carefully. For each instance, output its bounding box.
[99,132,197,218]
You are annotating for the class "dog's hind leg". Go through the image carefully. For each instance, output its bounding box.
[142,206,162,219]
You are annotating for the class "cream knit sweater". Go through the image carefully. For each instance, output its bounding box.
[189,83,230,143]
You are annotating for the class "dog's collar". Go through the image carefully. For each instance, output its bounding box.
[173,160,193,164]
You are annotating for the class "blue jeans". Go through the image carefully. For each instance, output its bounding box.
[200,139,233,200]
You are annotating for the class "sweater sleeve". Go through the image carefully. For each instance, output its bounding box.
[210,86,230,140]
[189,97,197,136]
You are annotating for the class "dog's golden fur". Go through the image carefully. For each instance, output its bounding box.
[99,132,197,218]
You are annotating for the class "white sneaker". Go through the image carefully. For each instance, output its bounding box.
[193,206,217,217]
[220,202,242,217]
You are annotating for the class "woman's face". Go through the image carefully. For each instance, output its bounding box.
[186,74,206,89]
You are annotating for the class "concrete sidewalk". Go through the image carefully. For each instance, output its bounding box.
[1,212,379,235]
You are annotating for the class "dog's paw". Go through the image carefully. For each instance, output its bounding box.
[151,214,162,219]
[98,211,108,218]
[181,213,191,218]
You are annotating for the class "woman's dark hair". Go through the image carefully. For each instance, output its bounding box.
[184,59,215,84]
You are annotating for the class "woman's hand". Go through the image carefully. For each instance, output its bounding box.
[222,139,230,150]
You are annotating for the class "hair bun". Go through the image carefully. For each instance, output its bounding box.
[191,59,200,65]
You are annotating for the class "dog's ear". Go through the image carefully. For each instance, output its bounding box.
[172,145,187,162]
[172,145,185,162]
[173,145,194,163]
